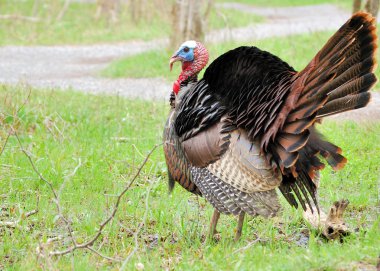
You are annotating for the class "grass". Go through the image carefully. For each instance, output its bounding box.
[102,29,380,83]
[1,85,379,270]
[219,0,351,9]
[0,0,262,46]
[0,0,354,46]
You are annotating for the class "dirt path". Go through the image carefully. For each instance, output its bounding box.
[0,3,379,121]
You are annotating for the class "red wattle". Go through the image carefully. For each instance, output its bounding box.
[173,80,180,94]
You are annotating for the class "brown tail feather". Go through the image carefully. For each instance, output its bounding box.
[327,73,377,101]
[312,56,374,100]
[277,11,377,170]
[274,12,377,212]
[277,131,310,152]
[297,12,377,119]
[317,92,371,118]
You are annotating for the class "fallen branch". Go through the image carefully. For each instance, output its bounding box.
[0,131,11,157]
[0,209,39,229]
[1,87,31,157]
[0,14,40,22]
[56,0,71,21]
[10,94,162,261]
[232,234,263,254]
[13,130,77,243]
[14,129,160,260]
[48,144,160,259]
[58,158,82,198]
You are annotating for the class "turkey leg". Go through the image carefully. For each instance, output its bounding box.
[209,209,220,237]
[234,212,245,242]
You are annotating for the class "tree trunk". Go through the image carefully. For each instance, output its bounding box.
[169,0,213,49]
[353,0,362,13]
[95,0,120,23]
[130,0,139,23]
[364,0,379,17]
[56,0,71,21]
[353,0,379,17]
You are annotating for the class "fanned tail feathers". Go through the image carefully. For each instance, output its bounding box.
[273,12,377,212]
[298,12,377,118]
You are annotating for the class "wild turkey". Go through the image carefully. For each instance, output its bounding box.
[163,12,377,241]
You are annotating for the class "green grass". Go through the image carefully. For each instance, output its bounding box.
[219,0,351,9]
[0,0,262,46]
[1,85,379,270]
[0,0,167,45]
[102,29,380,84]
[100,31,325,80]
[209,6,263,30]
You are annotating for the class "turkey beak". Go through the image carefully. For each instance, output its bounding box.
[169,56,182,71]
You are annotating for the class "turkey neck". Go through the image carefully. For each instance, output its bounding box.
[171,75,198,109]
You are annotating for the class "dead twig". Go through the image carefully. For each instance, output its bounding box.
[0,131,11,157]
[1,87,31,157]
[0,14,40,22]
[48,143,161,259]
[56,0,71,21]
[58,158,82,198]
[10,92,161,262]
[232,234,262,254]
[13,129,78,251]
[0,209,39,229]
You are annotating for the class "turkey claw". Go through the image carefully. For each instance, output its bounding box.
[323,199,350,240]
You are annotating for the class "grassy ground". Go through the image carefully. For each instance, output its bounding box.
[103,32,332,80]
[0,0,262,46]
[1,85,379,270]
[103,30,380,83]
[219,0,350,9]
[0,0,351,46]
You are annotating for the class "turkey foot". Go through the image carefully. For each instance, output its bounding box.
[323,199,350,240]
[234,212,245,242]
[209,209,221,240]
[303,199,350,240]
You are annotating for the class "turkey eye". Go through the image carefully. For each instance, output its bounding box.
[183,47,190,53]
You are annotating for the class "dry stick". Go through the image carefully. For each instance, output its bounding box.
[0,131,11,157]
[232,234,262,254]
[58,158,82,198]
[49,143,161,258]
[13,130,78,250]
[203,0,214,18]
[0,209,39,228]
[12,98,161,260]
[56,0,71,21]
[32,0,40,17]
[0,88,36,226]
[0,14,40,22]
[85,246,118,262]
[1,87,31,157]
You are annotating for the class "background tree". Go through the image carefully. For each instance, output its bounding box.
[95,0,121,23]
[129,0,143,23]
[170,0,214,49]
[353,0,379,17]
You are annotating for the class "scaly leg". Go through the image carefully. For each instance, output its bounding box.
[209,209,220,238]
[234,212,245,242]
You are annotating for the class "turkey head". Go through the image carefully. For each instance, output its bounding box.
[169,40,209,94]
